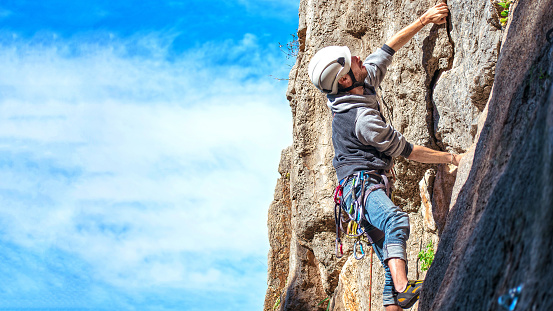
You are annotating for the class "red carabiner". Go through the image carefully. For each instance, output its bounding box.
[333,185,343,205]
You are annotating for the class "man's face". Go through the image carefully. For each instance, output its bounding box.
[350,56,367,82]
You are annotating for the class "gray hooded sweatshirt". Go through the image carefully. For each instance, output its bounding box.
[328,45,413,181]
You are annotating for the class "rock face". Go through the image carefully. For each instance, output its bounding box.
[420,0,553,309]
[265,0,553,310]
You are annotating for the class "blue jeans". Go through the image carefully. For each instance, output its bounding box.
[343,176,410,306]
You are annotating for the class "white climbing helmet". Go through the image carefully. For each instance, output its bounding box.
[308,46,352,95]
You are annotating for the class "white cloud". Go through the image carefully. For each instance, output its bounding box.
[0,32,292,291]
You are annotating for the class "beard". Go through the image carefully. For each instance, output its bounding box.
[357,67,368,83]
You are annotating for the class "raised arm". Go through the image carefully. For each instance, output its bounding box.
[385,2,449,51]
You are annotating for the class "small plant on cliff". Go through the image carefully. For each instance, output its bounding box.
[317,297,330,311]
[497,0,511,26]
[418,242,435,272]
[273,296,281,310]
[278,32,300,60]
[271,31,300,81]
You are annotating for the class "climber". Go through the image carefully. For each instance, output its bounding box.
[308,2,460,310]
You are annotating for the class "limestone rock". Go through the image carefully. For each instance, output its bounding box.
[265,147,293,311]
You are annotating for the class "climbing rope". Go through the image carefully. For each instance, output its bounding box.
[369,246,373,311]
[378,86,394,124]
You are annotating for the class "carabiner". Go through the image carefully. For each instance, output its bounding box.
[353,240,365,260]
[335,239,344,258]
[333,185,343,205]
[347,221,358,235]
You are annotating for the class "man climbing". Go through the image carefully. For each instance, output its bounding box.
[308,2,460,310]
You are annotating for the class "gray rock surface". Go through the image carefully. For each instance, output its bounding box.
[420,0,553,309]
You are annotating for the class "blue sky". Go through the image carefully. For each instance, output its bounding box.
[0,1,297,310]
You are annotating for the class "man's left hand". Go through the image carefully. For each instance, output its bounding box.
[421,2,449,25]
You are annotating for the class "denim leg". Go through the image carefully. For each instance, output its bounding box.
[363,186,410,261]
[342,177,410,306]
[371,235,397,306]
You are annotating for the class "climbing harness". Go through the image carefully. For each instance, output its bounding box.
[333,170,393,259]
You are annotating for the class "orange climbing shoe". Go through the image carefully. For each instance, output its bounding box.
[396,280,423,309]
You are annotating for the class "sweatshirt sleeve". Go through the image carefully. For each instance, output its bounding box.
[363,45,394,89]
[354,108,413,158]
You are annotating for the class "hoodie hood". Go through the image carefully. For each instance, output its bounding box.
[326,84,379,114]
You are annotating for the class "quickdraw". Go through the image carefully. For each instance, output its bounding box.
[333,170,392,259]
[353,239,365,260]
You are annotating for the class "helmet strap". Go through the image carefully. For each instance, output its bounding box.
[339,69,364,93]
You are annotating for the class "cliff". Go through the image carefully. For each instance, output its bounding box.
[266,0,553,310]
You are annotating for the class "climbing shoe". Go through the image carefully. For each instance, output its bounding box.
[396,280,423,309]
